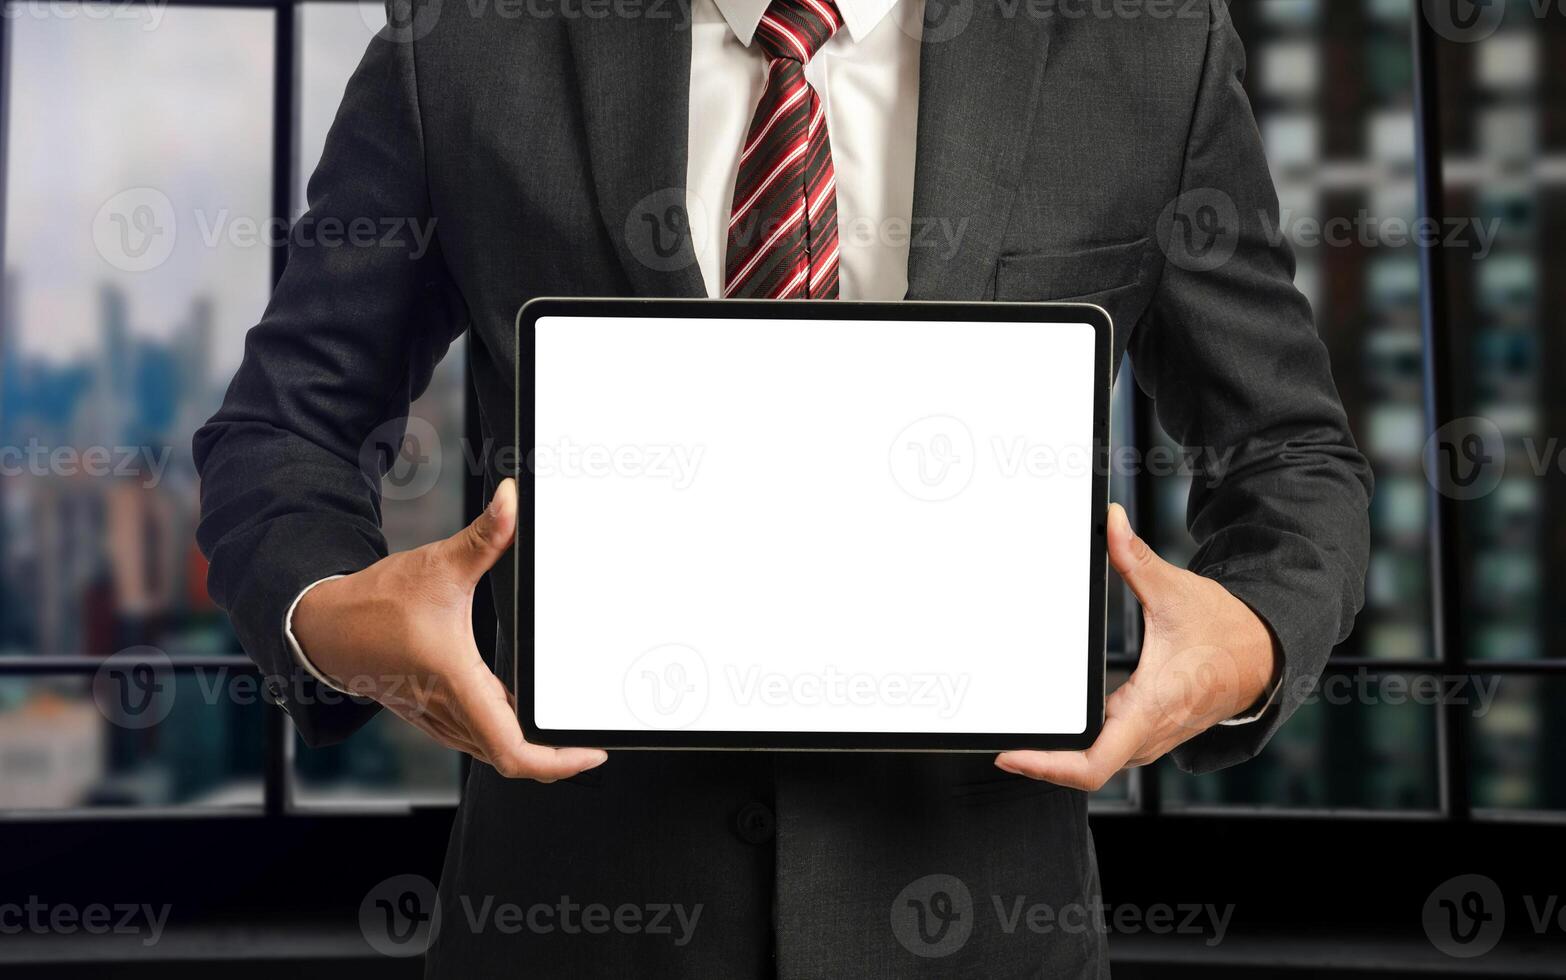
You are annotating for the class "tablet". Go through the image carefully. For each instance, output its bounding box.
[517,298,1110,752]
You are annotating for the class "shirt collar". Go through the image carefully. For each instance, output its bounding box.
[713,0,902,46]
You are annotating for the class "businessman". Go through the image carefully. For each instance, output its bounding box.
[195,0,1372,974]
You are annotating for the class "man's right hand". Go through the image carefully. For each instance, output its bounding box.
[291,478,608,782]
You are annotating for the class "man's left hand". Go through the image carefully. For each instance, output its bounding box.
[996,503,1281,791]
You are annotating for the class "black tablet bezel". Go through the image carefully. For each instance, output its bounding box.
[516,297,1111,752]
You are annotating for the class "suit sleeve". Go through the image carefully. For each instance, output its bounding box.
[1131,1,1374,774]
[193,20,467,748]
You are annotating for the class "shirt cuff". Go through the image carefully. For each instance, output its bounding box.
[1219,670,1282,727]
[283,575,352,695]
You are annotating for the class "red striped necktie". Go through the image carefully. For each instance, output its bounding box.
[724,0,843,300]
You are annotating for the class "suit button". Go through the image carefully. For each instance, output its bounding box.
[263,676,289,710]
[734,802,775,845]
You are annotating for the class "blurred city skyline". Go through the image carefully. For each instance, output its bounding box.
[0,0,1559,813]
[0,0,463,808]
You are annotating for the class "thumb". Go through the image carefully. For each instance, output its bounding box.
[443,478,518,584]
[1106,502,1182,615]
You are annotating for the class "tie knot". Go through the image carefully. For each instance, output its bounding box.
[755,0,843,64]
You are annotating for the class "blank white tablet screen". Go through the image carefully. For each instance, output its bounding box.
[532,314,1097,735]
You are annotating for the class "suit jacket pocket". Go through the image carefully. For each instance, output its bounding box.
[994,237,1152,301]
[995,239,1157,366]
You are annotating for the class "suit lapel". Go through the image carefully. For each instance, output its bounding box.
[906,4,1054,300]
[566,18,709,299]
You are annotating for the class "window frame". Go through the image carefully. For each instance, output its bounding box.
[0,0,1562,928]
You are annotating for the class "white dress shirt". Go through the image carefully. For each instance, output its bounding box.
[687,0,923,301]
[287,0,1276,725]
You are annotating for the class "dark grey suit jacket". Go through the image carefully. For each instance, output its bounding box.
[194,1,1372,975]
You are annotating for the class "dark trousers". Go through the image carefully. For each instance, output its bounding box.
[425,752,1109,978]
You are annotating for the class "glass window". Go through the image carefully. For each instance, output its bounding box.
[0,670,264,810]
[1471,674,1566,813]
[293,708,462,808]
[1149,0,1436,814]
[288,1,463,808]
[1153,1,1431,671]
[297,1,389,215]
[295,1,466,558]
[1436,9,1564,669]
[0,0,1558,831]
[0,4,274,660]
[1161,672,1440,812]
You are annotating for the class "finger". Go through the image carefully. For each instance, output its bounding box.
[458,669,607,781]
[995,704,1149,792]
[501,742,611,783]
[1106,502,1183,617]
[440,478,519,585]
